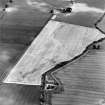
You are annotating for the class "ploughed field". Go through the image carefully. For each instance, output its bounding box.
[0,83,40,105]
[52,40,105,105]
